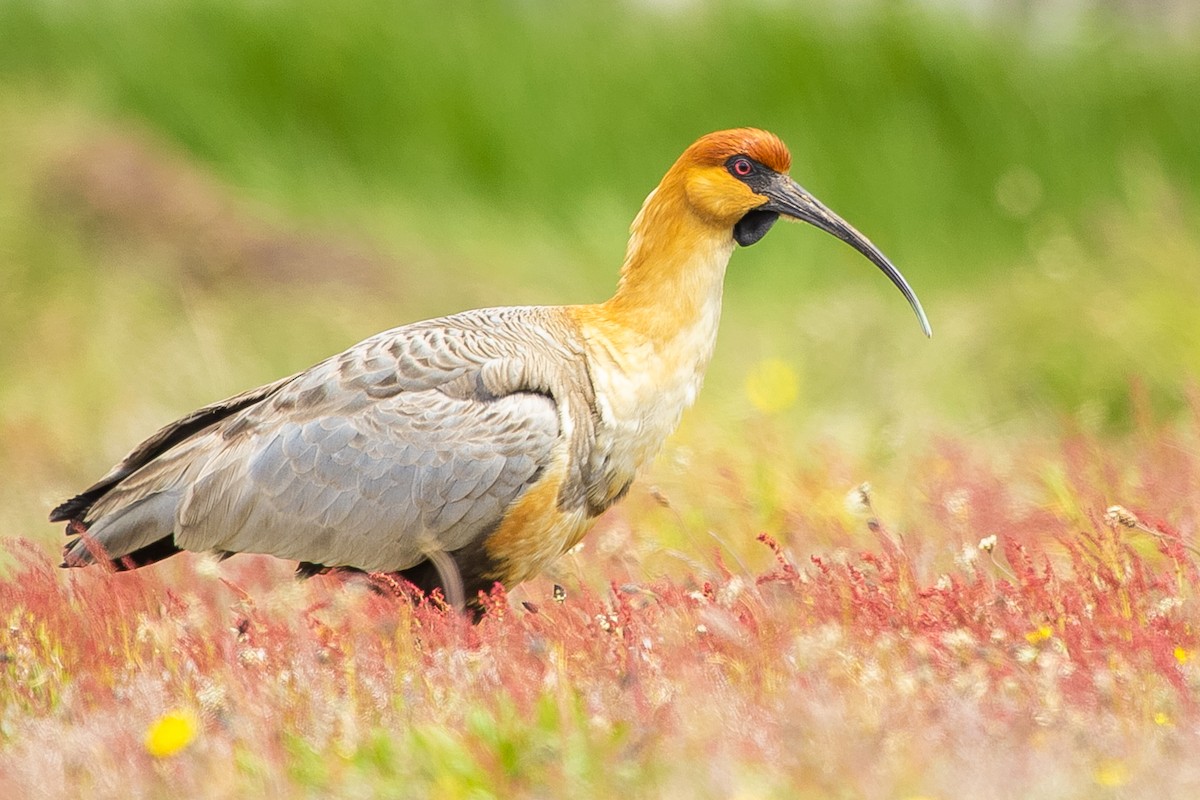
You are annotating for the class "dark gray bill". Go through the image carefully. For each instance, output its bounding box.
[761,174,932,338]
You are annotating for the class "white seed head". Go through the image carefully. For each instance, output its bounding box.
[844,482,873,516]
[194,553,223,578]
[1105,505,1140,529]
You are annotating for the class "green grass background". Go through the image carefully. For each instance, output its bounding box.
[4,0,1199,273]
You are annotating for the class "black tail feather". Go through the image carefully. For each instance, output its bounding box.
[110,537,184,571]
[50,493,99,525]
[61,535,182,571]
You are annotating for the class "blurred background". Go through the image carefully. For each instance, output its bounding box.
[2,0,1198,568]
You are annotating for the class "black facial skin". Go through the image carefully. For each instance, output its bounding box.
[727,155,780,247]
[733,209,780,246]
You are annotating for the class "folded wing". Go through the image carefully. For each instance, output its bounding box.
[58,309,568,574]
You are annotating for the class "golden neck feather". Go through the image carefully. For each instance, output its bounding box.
[600,174,735,344]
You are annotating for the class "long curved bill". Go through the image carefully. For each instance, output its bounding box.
[761,175,932,338]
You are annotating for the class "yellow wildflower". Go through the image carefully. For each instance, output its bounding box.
[1093,759,1128,787]
[144,709,198,758]
[1175,646,1191,665]
[1024,625,1053,644]
[744,358,800,414]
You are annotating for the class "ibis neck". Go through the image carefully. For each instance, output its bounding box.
[601,188,735,345]
[573,189,736,493]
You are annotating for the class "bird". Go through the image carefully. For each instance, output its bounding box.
[52,128,930,608]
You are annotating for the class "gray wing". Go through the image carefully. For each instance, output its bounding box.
[61,308,581,572]
[177,383,557,571]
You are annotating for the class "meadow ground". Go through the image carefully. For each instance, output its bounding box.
[2,1,1200,797]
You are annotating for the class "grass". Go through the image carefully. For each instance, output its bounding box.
[4,419,1200,797]
[2,0,1200,796]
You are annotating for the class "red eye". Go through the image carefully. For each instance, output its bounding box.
[732,157,753,177]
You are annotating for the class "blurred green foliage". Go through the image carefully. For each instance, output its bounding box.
[1,0,1197,289]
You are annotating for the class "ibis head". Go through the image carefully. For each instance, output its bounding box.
[659,128,931,337]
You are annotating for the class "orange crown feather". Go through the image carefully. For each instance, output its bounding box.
[675,128,792,173]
